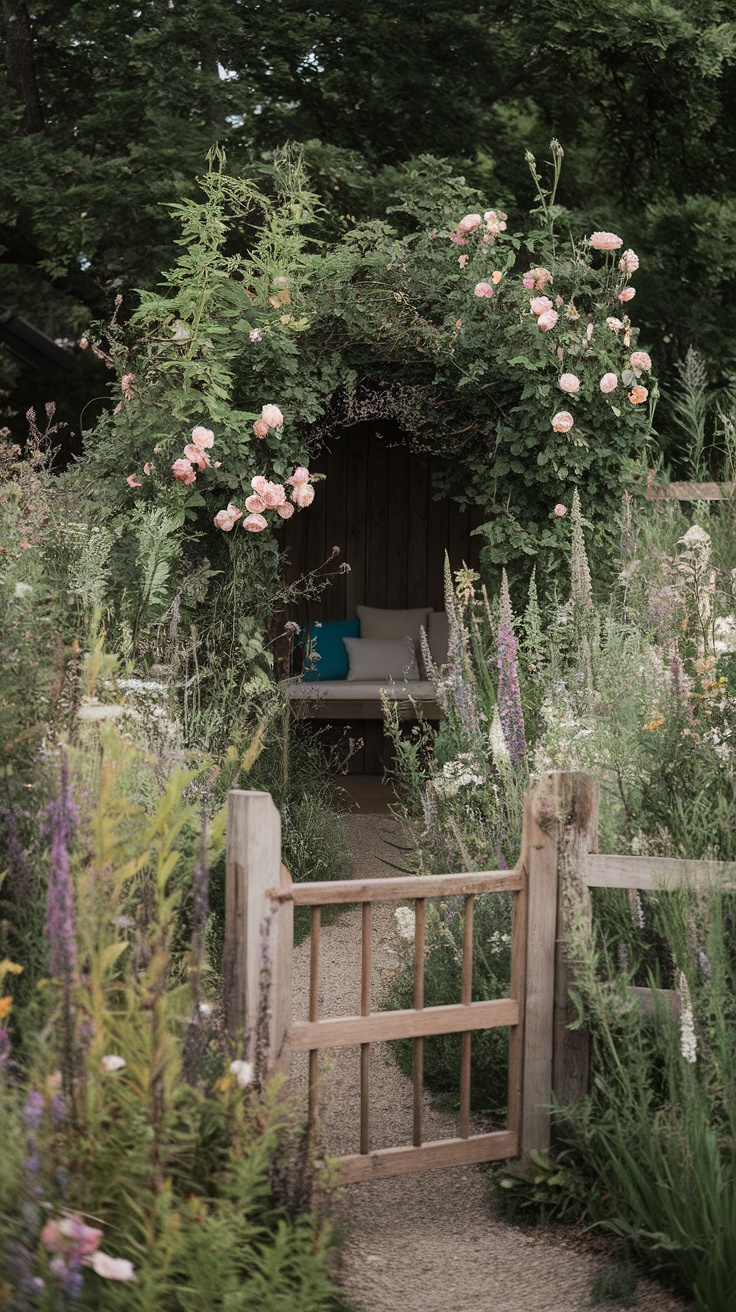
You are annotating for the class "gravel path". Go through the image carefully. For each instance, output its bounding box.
[291,815,692,1312]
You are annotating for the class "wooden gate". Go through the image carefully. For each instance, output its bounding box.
[222,773,609,1179]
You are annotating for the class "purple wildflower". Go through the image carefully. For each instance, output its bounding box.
[497,571,527,765]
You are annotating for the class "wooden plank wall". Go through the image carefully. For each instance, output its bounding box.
[280,423,484,624]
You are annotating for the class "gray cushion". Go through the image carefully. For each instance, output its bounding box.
[343,636,419,682]
[357,605,432,646]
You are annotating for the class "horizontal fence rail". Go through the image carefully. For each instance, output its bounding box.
[271,869,522,905]
[586,853,736,891]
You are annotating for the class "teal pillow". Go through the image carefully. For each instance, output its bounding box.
[301,619,360,681]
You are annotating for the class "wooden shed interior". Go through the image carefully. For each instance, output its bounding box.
[280,423,484,774]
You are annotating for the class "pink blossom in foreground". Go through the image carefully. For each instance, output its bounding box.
[483,208,507,235]
[251,475,268,496]
[183,443,210,470]
[599,373,618,393]
[190,426,215,449]
[559,373,580,394]
[171,458,196,485]
[529,266,553,290]
[590,231,623,250]
[214,504,243,531]
[630,350,652,370]
[261,481,286,509]
[42,1216,103,1259]
[538,309,559,332]
[628,385,648,405]
[554,504,567,517]
[619,249,639,274]
[551,411,574,433]
[291,483,315,508]
[458,254,468,268]
[457,213,482,235]
[261,404,284,429]
[619,287,636,302]
[245,494,265,513]
[89,1252,137,1282]
[606,316,624,333]
[126,474,141,488]
[522,275,534,289]
[244,513,268,532]
[530,296,553,315]
[253,419,269,438]
[143,462,153,475]
[450,232,468,246]
[277,502,295,519]
[288,466,310,486]
[474,281,494,298]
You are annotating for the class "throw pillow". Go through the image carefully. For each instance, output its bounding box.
[301,618,360,681]
[343,636,419,682]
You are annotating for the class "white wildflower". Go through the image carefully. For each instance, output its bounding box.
[100,1055,126,1073]
[394,907,416,942]
[678,972,697,1063]
[229,1059,254,1088]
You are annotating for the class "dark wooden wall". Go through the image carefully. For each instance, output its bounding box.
[280,423,484,624]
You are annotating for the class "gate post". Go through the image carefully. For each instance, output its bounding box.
[519,771,598,1160]
[223,790,293,1074]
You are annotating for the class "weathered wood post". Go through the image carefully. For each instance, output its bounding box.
[223,790,293,1073]
[519,771,598,1160]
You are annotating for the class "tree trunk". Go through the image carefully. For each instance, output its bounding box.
[2,1,44,134]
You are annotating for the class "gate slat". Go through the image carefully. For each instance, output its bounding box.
[290,998,519,1051]
[336,1130,518,1183]
[283,870,521,904]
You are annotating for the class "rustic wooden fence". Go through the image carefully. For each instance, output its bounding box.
[222,771,736,1181]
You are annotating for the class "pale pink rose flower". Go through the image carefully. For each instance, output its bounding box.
[619,287,636,302]
[214,504,243,530]
[481,233,494,245]
[288,466,310,486]
[126,474,141,488]
[89,1252,137,1282]
[458,254,469,268]
[291,483,315,508]
[171,458,196,485]
[599,373,618,393]
[559,373,580,394]
[245,494,265,513]
[457,214,482,235]
[183,443,210,470]
[530,266,553,289]
[253,419,270,438]
[261,404,284,429]
[522,275,535,289]
[474,281,494,298]
[551,411,574,433]
[190,426,215,449]
[628,385,648,405]
[42,1216,103,1258]
[606,316,624,333]
[619,249,639,274]
[554,503,567,517]
[555,294,564,306]
[538,309,559,332]
[120,373,135,398]
[630,350,652,370]
[243,513,268,532]
[143,462,153,475]
[277,502,295,518]
[261,481,286,509]
[530,295,553,315]
[450,232,468,246]
[589,231,623,250]
[100,1054,126,1072]
[492,270,503,285]
[251,475,268,495]
[214,460,222,468]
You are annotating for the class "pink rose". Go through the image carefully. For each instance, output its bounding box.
[184,443,210,470]
[492,270,502,285]
[291,483,315,508]
[522,275,534,289]
[530,296,553,315]
[458,254,469,268]
[245,494,265,513]
[555,294,564,306]
[190,425,215,449]
[530,266,553,289]
[171,458,196,485]
[253,419,269,438]
[538,309,559,332]
[589,231,623,250]
[126,474,141,488]
[599,373,618,393]
[554,503,567,517]
[619,249,639,274]
[277,502,295,519]
[143,462,153,475]
[243,513,268,532]
[618,287,636,302]
[551,411,574,433]
[630,350,652,371]
[483,209,507,235]
[251,475,267,495]
[261,404,284,429]
[474,281,494,298]
[559,373,580,394]
[214,503,243,531]
[261,481,286,509]
[606,316,624,333]
[450,232,468,246]
[42,1216,103,1259]
[457,213,482,235]
[628,385,648,405]
[288,466,310,486]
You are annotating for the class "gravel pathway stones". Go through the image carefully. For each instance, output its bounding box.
[291,814,692,1312]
